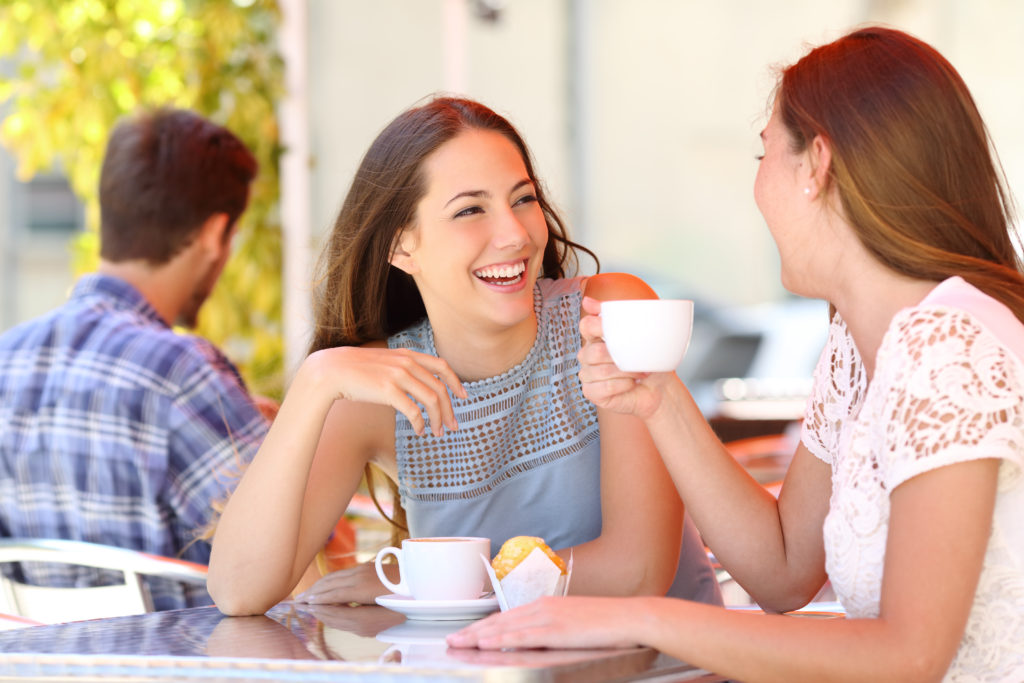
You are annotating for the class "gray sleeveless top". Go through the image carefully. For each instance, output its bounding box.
[389,277,721,604]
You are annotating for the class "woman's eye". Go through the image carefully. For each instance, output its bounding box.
[754,154,765,162]
[453,206,483,218]
[513,193,538,207]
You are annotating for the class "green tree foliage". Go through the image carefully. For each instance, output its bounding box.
[0,0,285,397]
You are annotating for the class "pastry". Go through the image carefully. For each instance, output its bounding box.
[491,536,567,580]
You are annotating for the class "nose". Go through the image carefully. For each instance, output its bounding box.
[493,207,529,250]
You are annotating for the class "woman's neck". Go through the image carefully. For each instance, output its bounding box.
[830,265,939,380]
[430,313,539,383]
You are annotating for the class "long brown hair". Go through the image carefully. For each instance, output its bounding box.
[309,95,597,353]
[309,96,597,541]
[777,26,1024,321]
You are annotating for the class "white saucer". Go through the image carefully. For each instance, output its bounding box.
[375,594,499,621]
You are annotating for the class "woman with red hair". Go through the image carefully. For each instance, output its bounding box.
[450,26,1024,682]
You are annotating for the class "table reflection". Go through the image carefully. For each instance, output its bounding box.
[0,602,720,681]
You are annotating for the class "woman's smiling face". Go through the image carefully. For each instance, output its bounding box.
[392,127,549,334]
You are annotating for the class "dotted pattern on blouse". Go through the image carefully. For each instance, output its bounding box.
[390,280,599,503]
[802,304,1024,681]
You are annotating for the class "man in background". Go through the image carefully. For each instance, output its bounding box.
[0,108,271,610]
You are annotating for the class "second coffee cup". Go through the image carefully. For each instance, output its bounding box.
[600,298,694,372]
[374,536,490,601]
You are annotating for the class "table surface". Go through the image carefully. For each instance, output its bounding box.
[0,602,725,682]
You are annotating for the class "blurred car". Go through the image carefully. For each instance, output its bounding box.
[615,269,830,419]
[678,294,829,419]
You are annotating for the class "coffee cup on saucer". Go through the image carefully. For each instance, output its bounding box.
[374,536,490,601]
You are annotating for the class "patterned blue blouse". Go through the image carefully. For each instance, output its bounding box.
[390,277,721,604]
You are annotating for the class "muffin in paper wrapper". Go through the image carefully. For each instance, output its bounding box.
[481,546,573,611]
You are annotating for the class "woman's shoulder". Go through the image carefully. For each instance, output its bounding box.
[580,272,658,301]
[908,276,1024,360]
[882,279,1024,378]
[538,273,659,302]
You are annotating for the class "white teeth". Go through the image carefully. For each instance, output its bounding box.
[474,262,526,279]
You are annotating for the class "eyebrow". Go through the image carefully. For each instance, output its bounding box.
[443,178,534,208]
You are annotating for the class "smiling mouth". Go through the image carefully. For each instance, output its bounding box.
[474,260,527,286]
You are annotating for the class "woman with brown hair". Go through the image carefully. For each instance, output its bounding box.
[449,27,1024,681]
[207,96,721,615]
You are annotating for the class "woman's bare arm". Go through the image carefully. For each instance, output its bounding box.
[208,343,464,615]
[576,294,831,609]
[450,458,998,683]
[558,273,683,596]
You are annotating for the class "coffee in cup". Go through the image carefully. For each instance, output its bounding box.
[600,299,694,372]
[374,536,490,601]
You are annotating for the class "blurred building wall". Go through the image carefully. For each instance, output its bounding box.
[3,0,1022,334]
[306,0,1024,308]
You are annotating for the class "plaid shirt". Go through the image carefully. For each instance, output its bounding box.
[0,274,269,610]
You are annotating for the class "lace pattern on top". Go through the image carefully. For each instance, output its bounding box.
[390,278,599,502]
[801,289,1024,681]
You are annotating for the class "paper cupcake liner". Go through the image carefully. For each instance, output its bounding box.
[481,548,573,611]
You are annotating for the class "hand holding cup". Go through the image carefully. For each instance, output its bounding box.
[577,297,694,419]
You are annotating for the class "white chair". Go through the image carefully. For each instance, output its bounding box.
[0,611,43,630]
[0,538,208,624]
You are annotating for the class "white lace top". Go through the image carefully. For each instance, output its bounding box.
[801,277,1024,681]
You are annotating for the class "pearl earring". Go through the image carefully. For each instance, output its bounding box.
[803,187,812,195]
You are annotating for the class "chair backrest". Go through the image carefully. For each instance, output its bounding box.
[0,611,43,630]
[0,538,208,624]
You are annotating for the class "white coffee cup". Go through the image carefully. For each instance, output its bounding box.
[600,299,694,372]
[374,536,490,601]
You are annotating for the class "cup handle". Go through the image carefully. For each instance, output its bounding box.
[374,546,408,595]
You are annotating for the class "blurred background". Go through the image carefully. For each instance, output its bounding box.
[1,0,1022,426]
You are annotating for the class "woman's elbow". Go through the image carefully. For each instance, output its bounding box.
[901,652,954,683]
[209,589,276,617]
[207,574,280,616]
[615,561,676,597]
[747,577,823,614]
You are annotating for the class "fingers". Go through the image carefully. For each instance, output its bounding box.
[581,295,602,316]
[579,298,604,345]
[294,572,348,604]
[294,564,384,605]
[447,601,565,650]
[576,337,615,374]
[581,377,643,407]
[337,348,465,437]
[384,373,449,437]
[388,351,465,435]
[447,598,636,652]
[447,611,534,650]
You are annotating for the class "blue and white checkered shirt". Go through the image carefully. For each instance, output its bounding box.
[0,274,269,610]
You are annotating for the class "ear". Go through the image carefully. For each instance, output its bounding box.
[804,135,833,199]
[389,227,420,275]
[196,213,232,256]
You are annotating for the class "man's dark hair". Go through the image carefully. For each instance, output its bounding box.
[99,108,258,264]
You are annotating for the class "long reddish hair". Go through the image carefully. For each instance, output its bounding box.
[777,26,1024,321]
